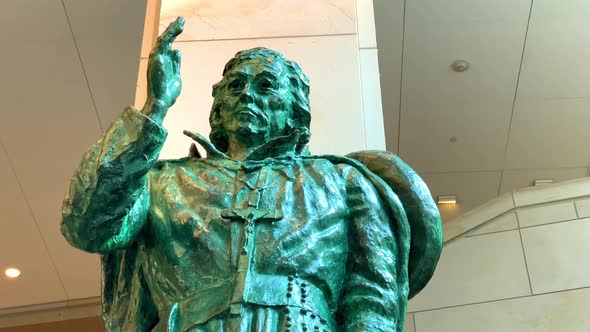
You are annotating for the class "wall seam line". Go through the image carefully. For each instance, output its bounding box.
[60,0,104,133]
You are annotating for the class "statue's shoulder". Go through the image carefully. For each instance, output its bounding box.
[151,157,194,171]
[150,157,211,176]
[346,150,443,299]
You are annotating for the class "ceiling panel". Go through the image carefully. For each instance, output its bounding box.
[0,148,66,308]
[399,0,531,172]
[62,0,147,129]
[515,0,590,100]
[420,171,502,222]
[505,0,590,169]
[505,99,590,169]
[500,168,588,195]
[0,36,103,299]
[374,0,404,153]
[0,0,71,42]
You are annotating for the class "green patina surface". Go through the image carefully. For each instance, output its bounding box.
[61,18,443,332]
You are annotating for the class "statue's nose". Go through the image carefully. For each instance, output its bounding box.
[239,84,255,103]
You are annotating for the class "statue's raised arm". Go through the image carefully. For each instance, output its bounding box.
[60,18,184,253]
[143,17,184,123]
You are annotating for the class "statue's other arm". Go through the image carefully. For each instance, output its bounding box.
[60,18,185,253]
[338,166,400,332]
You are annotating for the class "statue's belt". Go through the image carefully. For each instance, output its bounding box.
[162,274,335,331]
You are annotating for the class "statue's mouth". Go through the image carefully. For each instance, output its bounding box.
[236,107,267,122]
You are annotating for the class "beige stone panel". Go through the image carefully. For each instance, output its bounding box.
[359,48,386,150]
[414,288,590,332]
[521,218,590,294]
[141,0,161,58]
[404,313,415,332]
[443,192,514,241]
[468,211,518,236]
[512,177,590,207]
[159,0,356,41]
[158,35,365,159]
[516,201,577,228]
[134,58,149,109]
[356,0,377,48]
[408,231,530,312]
[499,168,588,194]
[574,197,590,218]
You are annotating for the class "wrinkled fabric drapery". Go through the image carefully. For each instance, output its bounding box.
[61,107,415,332]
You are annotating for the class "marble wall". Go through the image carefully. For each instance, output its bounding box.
[407,180,590,332]
[136,0,385,159]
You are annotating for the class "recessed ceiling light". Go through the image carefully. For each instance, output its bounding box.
[437,195,457,205]
[4,268,21,279]
[451,59,470,72]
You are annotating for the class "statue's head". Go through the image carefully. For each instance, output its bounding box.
[209,47,311,154]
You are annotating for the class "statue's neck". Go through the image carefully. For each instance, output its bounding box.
[226,135,262,161]
[224,131,299,161]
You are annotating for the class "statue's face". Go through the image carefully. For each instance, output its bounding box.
[217,58,294,146]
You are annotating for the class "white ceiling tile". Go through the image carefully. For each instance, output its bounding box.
[62,0,146,129]
[399,0,530,172]
[505,100,590,169]
[0,0,71,42]
[500,167,588,194]
[516,0,590,100]
[159,0,356,41]
[0,148,67,308]
[0,39,102,300]
[420,171,502,222]
[403,0,531,23]
[61,0,147,41]
[158,35,365,159]
[374,0,404,153]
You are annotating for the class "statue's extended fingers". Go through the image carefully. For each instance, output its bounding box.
[155,17,185,52]
[172,49,182,73]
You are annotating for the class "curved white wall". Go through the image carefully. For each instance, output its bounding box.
[406,177,590,332]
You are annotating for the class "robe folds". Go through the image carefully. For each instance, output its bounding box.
[61,107,442,332]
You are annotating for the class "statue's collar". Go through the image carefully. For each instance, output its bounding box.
[183,130,299,161]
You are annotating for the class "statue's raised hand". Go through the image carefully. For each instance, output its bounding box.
[145,17,184,121]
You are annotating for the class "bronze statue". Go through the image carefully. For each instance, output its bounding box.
[61,18,442,332]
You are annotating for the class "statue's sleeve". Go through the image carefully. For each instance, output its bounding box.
[338,166,400,332]
[61,106,167,254]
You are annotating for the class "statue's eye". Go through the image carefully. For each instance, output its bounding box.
[258,79,274,91]
[228,79,243,91]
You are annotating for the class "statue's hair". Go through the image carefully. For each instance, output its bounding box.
[209,47,311,154]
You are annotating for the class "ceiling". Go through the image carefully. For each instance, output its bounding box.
[0,0,146,310]
[0,0,589,315]
[375,0,590,221]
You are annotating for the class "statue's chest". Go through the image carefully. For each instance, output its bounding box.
[149,162,349,264]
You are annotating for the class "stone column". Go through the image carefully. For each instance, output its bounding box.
[136,0,385,157]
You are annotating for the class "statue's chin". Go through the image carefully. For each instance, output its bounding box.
[230,124,267,144]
